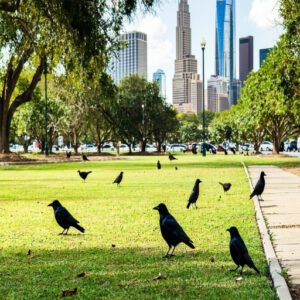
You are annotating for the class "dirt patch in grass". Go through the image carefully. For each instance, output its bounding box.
[257,154,290,158]
[0,153,35,162]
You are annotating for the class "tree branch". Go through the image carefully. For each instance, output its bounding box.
[0,0,20,12]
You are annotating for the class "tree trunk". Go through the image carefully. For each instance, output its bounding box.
[97,144,102,153]
[157,142,162,152]
[0,117,10,153]
[141,140,146,152]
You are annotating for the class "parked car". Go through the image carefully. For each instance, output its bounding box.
[145,144,157,152]
[169,144,187,152]
[259,141,273,152]
[28,144,40,152]
[200,143,217,153]
[119,144,129,151]
[216,145,226,152]
[287,141,297,152]
[10,144,24,152]
[241,143,254,151]
[102,144,115,151]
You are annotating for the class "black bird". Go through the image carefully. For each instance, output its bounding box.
[113,171,123,186]
[224,149,228,155]
[192,147,197,155]
[231,147,236,155]
[227,226,260,274]
[82,153,89,161]
[212,149,217,154]
[66,151,71,158]
[187,179,202,209]
[219,182,232,193]
[168,153,177,161]
[78,170,92,182]
[157,160,161,170]
[250,171,266,201]
[153,203,195,258]
[175,166,178,170]
[48,200,85,235]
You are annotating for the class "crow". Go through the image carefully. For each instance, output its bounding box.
[250,171,266,201]
[231,147,236,155]
[66,151,71,158]
[157,160,161,170]
[82,153,89,161]
[212,149,217,154]
[224,149,228,155]
[113,171,123,186]
[192,147,197,155]
[168,153,177,161]
[219,182,232,193]
[153,203,195,258]
[78,170,92,182]
[48,200,85,235]
[175,166,178,170]
[227,226,260,274]
[187,179,202,209]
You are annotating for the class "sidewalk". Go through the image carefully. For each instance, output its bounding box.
[248,166,300,298]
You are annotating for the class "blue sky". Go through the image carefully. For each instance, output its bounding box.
[125,0,282,102]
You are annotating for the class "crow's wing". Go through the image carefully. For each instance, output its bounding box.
[162,215,193,244]
[230,237,248,265]
[188,189,198,203]
[113,174,121,183]
[250,178,264,198]
[56,206,79,225]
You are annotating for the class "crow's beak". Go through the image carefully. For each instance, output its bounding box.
[48,203,53,207]
[153,206,159,210]
[226,228,230,232]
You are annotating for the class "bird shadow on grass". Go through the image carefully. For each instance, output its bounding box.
[0,247,272,299]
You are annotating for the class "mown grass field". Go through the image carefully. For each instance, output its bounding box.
[0,154,299,299]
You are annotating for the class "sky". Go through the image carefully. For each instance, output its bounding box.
[125,0,283,103]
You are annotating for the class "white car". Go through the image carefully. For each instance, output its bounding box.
[119,144,129,151]
[10,144,24,152]
[259,141,273,152]
[170,144,187,152]
[102,144,115,151]
[241,143,254,151]
[145,144,156,152]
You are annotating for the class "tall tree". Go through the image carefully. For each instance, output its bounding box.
[0,0,157,153]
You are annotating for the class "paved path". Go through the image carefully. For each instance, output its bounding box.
[248,166,300,299]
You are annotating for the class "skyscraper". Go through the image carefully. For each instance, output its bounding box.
[215,0,236,81]
[153,69,166,98]
[239,36,254,84]
[173,0,203,114]
[207,75,229,112]
[110,31,147,84]
[259,48,272,67]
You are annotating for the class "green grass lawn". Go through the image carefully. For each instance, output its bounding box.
[0,154,299,299]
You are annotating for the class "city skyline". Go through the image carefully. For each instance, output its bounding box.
[124,0,282,103]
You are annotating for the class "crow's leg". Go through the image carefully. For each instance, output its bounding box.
[259,195,264,201]
[59,229,66,235]
[231,265,240,272]
[169,246,176,257]
[164,246,171,258]
[240,266,244,275]
[194,203,198,209]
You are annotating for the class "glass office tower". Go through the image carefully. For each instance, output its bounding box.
[153,69,166,99]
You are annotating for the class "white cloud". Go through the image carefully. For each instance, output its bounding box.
[249,0,281,29]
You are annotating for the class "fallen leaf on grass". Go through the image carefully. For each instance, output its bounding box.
[76,272,87,278]
[210,256,216,263]
[236,277,243,282]
[60,288,77,297]
[152,273,167,281]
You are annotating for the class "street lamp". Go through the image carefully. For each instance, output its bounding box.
[44,56,49,157]
[142,103,145,151]
[201,39,206,157]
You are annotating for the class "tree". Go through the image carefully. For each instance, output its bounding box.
[0,0,157,153]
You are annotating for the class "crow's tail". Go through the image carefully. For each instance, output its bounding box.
[252,264,260,274]
[73,223,85,233]
[219,182,224,187]
[185,240,195,249]
[87,171,92,174]
[186,202,191,209]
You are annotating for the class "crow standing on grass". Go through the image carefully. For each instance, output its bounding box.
[187,179,202,209]
[66,151,71,158]
[250,171,266,201]
[219,182,232,193]
[48,200,85,235]
[227,226,260,274]
[168,153,177,161]
[153,203,195,258]
[82,153,89,161]
[78,170,92,182]
[157,160,161,170]
[113,171,123,186]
